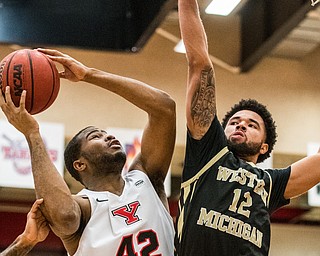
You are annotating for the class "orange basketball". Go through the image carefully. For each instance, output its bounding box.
[0,49,60,115]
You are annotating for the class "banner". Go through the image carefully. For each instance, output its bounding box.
[0,120,65,189]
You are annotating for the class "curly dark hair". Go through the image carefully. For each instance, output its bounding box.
[221,99,277,163]
[64,126,94,185]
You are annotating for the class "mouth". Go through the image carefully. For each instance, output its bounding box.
[109,139,122,148]
[230,131,245,141]
[232,131,244,137]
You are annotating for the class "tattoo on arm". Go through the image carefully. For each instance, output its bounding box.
[191,67,216,129]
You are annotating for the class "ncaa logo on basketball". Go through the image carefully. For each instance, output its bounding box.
[13,64,23,96]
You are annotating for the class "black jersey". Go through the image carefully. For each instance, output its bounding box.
[175,116,291,256]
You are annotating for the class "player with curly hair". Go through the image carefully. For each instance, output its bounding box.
[175,0,320,255]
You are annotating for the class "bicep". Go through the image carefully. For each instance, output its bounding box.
[186,64,216,140]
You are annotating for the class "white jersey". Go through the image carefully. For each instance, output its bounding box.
[73,170,175,256]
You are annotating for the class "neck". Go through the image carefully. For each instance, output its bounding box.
[240,155,258,165]
[84,173,125,196]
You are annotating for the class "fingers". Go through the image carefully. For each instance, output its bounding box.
[4,86,14,105]
[30,198,44,213]
[35,198,44,205]
[19,90,26,110]
[37,48,67,63]
[0,86,27,110]
[1,86,15,109]
[36,48,87,82]
[36,48,64,57]
[37,48,72,69]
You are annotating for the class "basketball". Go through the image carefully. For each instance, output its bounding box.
[0,49,60,115]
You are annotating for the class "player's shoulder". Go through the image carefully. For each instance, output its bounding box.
[126,169,148,180]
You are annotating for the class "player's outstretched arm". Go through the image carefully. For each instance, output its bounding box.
[0,199,49,256]
[284,149,320,199]
[179,0,216,140]
[0,87,82,240]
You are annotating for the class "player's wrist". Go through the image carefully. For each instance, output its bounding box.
[17,233,37,247]
[24,128,41,141]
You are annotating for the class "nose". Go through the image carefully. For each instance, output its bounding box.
[236,122,246,131]
[105,134,115,141]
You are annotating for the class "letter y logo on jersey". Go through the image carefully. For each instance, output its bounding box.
[112,201,141,225]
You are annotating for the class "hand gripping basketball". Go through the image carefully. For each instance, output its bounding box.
[0,49,60,115]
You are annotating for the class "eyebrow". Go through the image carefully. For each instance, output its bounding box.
[85,129,107,139]
[230,116,261,128]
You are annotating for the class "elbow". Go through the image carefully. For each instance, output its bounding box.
[162,93,176,120]
[188,53,212,71]
[50,205,81,236]
[164,93,176,114]
[155,91,176,118]
[60,210,80,231]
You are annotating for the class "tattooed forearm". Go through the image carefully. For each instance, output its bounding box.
[191,67,216,129]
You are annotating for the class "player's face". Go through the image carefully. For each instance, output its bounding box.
[79,127,127,172]
[224,110,268,159]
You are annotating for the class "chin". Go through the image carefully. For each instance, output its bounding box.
[114,151,127,165]
[227,140,262,159]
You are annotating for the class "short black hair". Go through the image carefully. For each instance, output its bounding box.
[221,99,277,163]
[64,126,94,185]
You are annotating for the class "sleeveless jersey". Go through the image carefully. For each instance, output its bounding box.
[74,170,175,256]
[175,116,291,256]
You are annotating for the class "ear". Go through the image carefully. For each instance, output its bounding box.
[260,143,269,155]
[73,159,87,172]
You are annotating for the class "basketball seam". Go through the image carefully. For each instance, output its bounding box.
[40,56,57,113]
[5,52,17,100]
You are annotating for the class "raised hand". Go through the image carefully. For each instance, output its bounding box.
[37,48,90,82]
[0,86,39,137]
